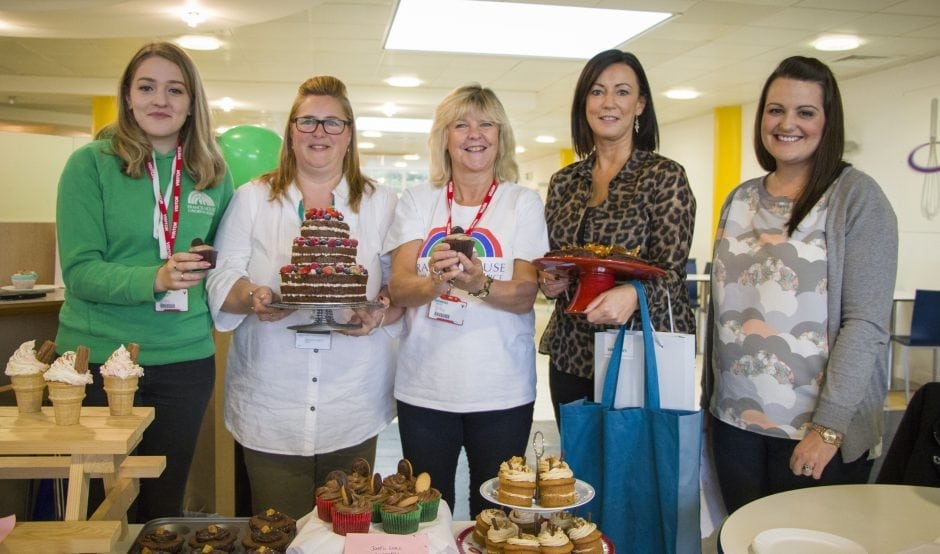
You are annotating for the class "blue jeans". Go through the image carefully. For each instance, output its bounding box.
[710,415,874,514]
[396,400,534,517]
[84,356,215,522]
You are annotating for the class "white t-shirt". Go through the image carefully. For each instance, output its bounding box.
[384,181,549,412]
[206,179,400,456]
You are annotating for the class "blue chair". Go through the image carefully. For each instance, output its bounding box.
[891,290,940,401]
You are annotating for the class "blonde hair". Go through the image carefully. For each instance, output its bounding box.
[107,42,227,190]
[261,76,374,212]
[428,84,518,187]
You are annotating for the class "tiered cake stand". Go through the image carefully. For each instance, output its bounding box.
[270,300,384,332]
[532,256,666,314]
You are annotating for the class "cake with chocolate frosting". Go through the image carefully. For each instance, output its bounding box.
[280,208,368,303]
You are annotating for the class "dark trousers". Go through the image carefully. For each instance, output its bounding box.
[84,356,215,522]
[710,415,874,514]
[549,365,595,428]
[396,400,534,517]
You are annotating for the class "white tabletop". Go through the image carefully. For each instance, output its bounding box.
[687,273,711,282]
[719,484,940,553]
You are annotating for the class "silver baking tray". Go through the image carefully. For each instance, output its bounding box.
[129,517,262,553]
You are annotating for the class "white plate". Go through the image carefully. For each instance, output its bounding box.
[750,528,867,554]
[479,477,595,514]
[2,284,56,292]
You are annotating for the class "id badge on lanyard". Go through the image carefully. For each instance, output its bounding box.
[149,144,188,312]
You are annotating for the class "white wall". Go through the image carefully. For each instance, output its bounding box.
[0,132,88,222]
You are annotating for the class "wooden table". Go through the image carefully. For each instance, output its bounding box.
[0,406,164,522]
[719,484,940,553]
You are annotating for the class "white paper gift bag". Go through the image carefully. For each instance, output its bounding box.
[593,328,696,411]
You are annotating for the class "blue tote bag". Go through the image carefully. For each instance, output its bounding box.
[561,282,703,553]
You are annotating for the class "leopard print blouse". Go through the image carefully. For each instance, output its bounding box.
[538,149,696,379]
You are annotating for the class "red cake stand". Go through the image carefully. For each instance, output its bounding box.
[532,256,666,314]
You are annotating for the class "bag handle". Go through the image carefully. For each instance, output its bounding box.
[599,281,660,410]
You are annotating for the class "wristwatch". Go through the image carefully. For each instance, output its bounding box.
[469,275,493,299]
[810,423,843,447]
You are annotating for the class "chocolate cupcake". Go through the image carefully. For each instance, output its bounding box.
[189,237,218,269]
[315,470,347,522]
[188,524,236,552]
[249,508,296,537]
[136,527,184,553]
[331,483,372,536]
[414,472,441,523]
[380,492,422,535]
[442,232,475,259]
[242,525,291,552]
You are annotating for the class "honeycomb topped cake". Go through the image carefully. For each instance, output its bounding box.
[546,243,643,262]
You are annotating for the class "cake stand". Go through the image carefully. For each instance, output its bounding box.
[269,300,384,332]
[532,256,666,314]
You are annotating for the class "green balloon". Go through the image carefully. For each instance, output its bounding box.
[218,125,282,187]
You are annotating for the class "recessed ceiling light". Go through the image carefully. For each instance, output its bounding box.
[535,135,556,144]
[176,35,222,51]
[215,97,236,112]
[812,35,862,52]
[359,142,376,150]
[394,162,408,168]
[380,103,400,117]
[515,146,526,154]
[362,130,383,138]
[664,88,701,100]
[386,76,422,88]
[403,154,420,161]
[357,117,433,134]
[387,0,671,59]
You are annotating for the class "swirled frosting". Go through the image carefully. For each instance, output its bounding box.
[538,455,573,480]
[549,511,575,531]
[499,456,535,482]
[5,340,49,376]
[100,345,144,379]
[43,351,93,385]
[506,533,540,547]
[567,517,598,541]
[315,478,344,501]
[382,473,416,493]
[486,520,519,543]
[333,492,371,514]
[538,525,571,547]
[380,493,420,514]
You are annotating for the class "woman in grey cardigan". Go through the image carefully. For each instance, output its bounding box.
[703,56,898,513]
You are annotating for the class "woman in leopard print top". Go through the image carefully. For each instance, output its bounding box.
[538,50,696,423]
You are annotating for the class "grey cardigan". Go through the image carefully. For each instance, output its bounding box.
[703,166,899,462]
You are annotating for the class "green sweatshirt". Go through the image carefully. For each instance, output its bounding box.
[55,139,233,365]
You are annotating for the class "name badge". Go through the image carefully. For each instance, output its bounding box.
[295,330,332,350]
[428,294,467,326]
[155,289,189,312]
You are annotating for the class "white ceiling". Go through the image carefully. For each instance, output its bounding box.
[1,0,939,165]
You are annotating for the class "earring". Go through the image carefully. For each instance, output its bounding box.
[634,116,640,135]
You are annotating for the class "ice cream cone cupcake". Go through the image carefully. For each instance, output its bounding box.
[5,339,55,413]
[100,343,144,416]
[44,346,92,425]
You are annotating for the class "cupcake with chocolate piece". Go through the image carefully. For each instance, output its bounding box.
[136,526,184,553]
[497,456,536,507]
[538,523,574,554]
[188,524,236,552]
[567,517,604,554]
[245,547,285,554]
[242,525,291,552]
[414,471,441,523]
[548,511,576,533]
[485,517,519,554]
[382,458,416,494]
[473,508,507,546]
[331,482,372,536]
[442,226,475,259]
[249,507,296,537]
[189,237,218,269]
[504,533,541,553]
[538,455,576,508]
[44,346,93,426]
[380,492,422,535]
[314,470,346,522]
[347,457,372,494]
[508,508,539,535]
[362,472,390,523]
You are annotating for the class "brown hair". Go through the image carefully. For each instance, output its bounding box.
[107,42,226,190]
[261,76,374,212]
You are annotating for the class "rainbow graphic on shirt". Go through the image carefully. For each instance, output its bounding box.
[420,226,503,259]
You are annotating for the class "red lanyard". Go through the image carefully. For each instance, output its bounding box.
[146,143,183,256]
[445,178,498,235]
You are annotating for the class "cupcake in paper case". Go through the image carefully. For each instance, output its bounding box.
[10,270,38,289]
[497,456,536,507]
[100,343,144,416]
[43,347,93,426]
[382,458,417,494]
[473,508,508,546]
[249,507,296,537]
[362,473,390,523]
[245,547,285,554]
[242,525,291,552]
[331,483,372,536]
[187,524,237,552]
[538,523,574,554]
[485,517,519,553]
[314,470,346,522]
[548,511,576,533]
[5,339,55,413]
[379,492,422,535]
[538,455,576,507]
[504,533,541,553]
[136,526,184,553]
[567,517,604,554]
[414,471,441,523]
[346,457,373,494]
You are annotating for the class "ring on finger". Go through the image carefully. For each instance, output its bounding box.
[431,267,443,276]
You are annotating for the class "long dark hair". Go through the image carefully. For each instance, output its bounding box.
[754,56,849,236]
[570,49,659,159]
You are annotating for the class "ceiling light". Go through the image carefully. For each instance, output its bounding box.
[403,154,420,161]
[394,162,408,168]
[387,0,671,59]
[176,35,222,51]
[812,35,862,52]
[182,10,207,28]
[215,126,230,135]
[664,88,701,100]
[216,97,236,112]
[535,135,556,144]
[359,142,376,150]
[380,103,400,117]
[515,146,526,154]
[386,76,422,88]
[362,130,383,138]
[357,117,433,134]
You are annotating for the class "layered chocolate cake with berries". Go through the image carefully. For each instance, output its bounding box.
[279,208,369,303]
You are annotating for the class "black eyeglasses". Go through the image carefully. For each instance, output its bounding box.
[293,116,349,135]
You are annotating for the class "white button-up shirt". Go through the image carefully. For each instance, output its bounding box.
[206,179,399,456]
